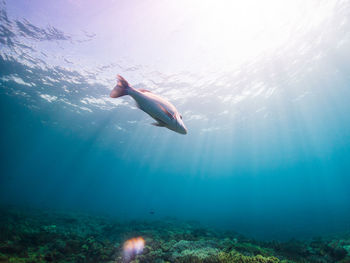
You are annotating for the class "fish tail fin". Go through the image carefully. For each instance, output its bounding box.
[110,75,131,98]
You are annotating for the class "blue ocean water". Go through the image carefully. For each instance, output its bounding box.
[1,0,350,242]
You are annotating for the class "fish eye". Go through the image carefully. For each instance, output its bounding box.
[180,115,182,119]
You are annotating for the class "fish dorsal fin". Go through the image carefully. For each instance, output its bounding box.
[158,103,174,120]
[139,89,151,93]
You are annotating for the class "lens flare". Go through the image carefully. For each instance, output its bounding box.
[123,237,145,261]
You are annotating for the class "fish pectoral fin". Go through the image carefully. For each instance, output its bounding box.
[151,122,166,127]
[158,103,174,120]
[151,118,166,127]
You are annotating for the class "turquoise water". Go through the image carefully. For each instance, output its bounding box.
[1,0,350,242]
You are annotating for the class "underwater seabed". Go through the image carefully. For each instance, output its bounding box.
[0,206,350,263]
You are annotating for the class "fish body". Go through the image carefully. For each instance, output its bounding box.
[110,75,187,134]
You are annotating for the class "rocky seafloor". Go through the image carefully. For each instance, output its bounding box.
[0,206,350,263]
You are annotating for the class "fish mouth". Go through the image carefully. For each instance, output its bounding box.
[177,123,187,134]
[175,118,187,134]
[178,129,187,135]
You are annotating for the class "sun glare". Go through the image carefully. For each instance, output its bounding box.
[182,0,335,69]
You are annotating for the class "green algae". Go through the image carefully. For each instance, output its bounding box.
[218,251,280,263]
[0,206,350,263]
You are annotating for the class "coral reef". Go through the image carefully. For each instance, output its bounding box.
[0,206,349,263]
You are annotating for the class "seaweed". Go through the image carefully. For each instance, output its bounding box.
[0,206,349,263]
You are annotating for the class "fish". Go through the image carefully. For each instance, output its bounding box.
[110,75,187,134]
